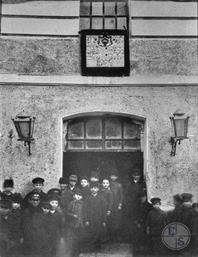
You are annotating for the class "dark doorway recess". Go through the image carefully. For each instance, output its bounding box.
[63,151,143,187]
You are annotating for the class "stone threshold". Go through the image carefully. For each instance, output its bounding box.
[0,74,197,86]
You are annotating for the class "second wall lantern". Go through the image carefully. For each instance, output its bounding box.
[169,110,189,156]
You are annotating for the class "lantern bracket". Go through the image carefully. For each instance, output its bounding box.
[169,137,181,156]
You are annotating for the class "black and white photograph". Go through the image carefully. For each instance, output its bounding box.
[0,0,197,257]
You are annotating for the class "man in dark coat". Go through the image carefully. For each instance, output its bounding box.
[135,191,152,253]
[123,172,145,242]
[22,192,49,257]
[83,182,107,252]
[60,174,78,215]
[167,194,183,223]
[192,203,198,254]
[22,177,47,209]
[109,172,123,242]
[146,197,166,256]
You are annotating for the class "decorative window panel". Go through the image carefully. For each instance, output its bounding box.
[64,116,144,152]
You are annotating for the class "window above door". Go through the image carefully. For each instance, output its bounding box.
[64,116,144,152]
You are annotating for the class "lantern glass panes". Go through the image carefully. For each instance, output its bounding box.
[12,116,35,141]
[171,112,189,139]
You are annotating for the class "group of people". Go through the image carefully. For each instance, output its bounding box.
[0,172,198,257]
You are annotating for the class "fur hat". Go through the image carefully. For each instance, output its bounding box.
[59,177,67,184]
[3,179,14,188]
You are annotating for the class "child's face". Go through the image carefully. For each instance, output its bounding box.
[12,202,20,209]
[69,180,76,187]
[90,186,99,194]
[102,180,110,189]
[42,207,50,214]
[153,203,161,209]
[30,199,40,207]
[110,175,117,181]
[81,179,88,188]
[74,194,82,201]
[133,175,140,182]
[60,183,67,191]
[50,200,59,210]
[33,183,43,192]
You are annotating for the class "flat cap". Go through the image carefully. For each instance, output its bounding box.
[181,193,193,202]
[47,188,61,196]
[69,174,78,182]
[32,177,44,184]
[150,197,161,205]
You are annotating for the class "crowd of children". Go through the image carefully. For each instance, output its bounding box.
[0,173,198,257]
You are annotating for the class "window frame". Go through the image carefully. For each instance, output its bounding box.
[65,116,143,152]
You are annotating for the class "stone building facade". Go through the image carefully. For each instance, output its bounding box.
[0,0,197,208]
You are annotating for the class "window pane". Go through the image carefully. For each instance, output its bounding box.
[104,2,115,16]
[86,140,103,149]
[68,121,84,139]
[92,2,103,16]
[124,140,140,150]
[68,141,84,149]
[18,122,30,138]
[86,119,102,139]
[105,18,116,29]
[80,1,90,16]
[117,17,127,30]
[124,122,140,139]
[105,118,122,139]
[105,140,122,149]
[117,2,128,16]
[92,18,103,29]
[80,18,90,30]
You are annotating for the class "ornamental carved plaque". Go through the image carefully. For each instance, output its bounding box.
[80,30,130,76]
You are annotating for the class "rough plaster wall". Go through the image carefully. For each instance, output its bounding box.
[0,38,197,76]
[0,85,198,206]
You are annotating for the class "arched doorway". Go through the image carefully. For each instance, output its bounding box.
[62,113,145,189]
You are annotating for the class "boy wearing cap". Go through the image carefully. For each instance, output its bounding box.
[59,177,68,193]
[80,176,90,199]
[146,197,166,255]
[83,182,107,252]
[7,194,23,257]
[61,174,79,217]
[22,192,43,256]
[22,177,47,209]
[48,195,65,257]
[67,189,84,257]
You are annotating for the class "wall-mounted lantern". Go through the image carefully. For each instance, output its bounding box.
[12,115,36,155]
[169,110,189,156]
